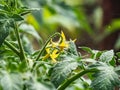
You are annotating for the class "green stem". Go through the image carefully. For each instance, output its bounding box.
[57,69,98,90]
[31,32,61,72]
[4,40,20,56]
[14,23,26,60]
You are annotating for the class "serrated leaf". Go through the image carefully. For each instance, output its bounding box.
[67,40,78,56]
[89,62,120,90]
[99,50,114,62]
[50,60,78,88]
[0,21,9,46]
[0,71,23,90]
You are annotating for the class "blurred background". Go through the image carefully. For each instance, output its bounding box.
[21,0,120,51]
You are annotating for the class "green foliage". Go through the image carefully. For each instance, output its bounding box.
[25,78,52,90]
[0,0,120,90]
[0,19,9,46]
[79,46,93,54]
[21,0,94,40]
[19,23,42,42]
[99,50,114,62]
[67,40,79,56]
[21,0,120,51]
[50,60,78,88]
[0,71,23,90]
[89,62,120,90]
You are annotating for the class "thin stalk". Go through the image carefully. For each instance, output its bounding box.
[31,32,61,72]
[14,23,26,60]
[57,69,98,90]
[4,40,20,56]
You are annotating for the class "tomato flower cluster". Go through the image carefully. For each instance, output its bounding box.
[43,31,69,62]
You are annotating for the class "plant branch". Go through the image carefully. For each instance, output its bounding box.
[4,40,20,56]
[14,23,26,60]
[57,69,98,90]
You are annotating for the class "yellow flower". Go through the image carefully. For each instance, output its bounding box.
[42,47,50,60]
[61,31,66,41]
[43,47,59,63]
[50,31,69,50]
[43,31,69,62]
[59,31,69,50]
[43,53,50,60]
[50,49,59,63]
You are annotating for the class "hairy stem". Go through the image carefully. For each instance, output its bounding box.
[57,69,98,90]
[14,23,27,62]
[4,40,20,56]
[31,32,61,72]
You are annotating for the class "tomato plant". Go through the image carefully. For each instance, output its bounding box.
[0,0,120,90]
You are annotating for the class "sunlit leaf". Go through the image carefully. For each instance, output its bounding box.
[67,40,78,56]
[25,78,52,90]
[99,50,114,62]
[0,71,23,90]
[89,62,120,90]
[50,60,78,88]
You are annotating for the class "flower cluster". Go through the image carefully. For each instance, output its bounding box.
[43,31,69,63]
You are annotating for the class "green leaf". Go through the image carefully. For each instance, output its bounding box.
[79,46,93,54]
[81,58,96,63]
[0,71,23,90]
[99,50,114,62]
[11,14,24,21]
[25,78,51,90]
[45,5,80,30]
[114,65,120,75]
[0,13,8,21]
[0,4,4,9]
[74,9,95,36]
[89,62,120,90]
[50,60,78,88]
[0,21,9,46]
[116,52,120,58]
[17,7,31,16]
[19,23,42,42]
[105,19,120,35]
[67,40,78,56]
[17,7,40,16]
[22,35,34,54]
[115,36,120,50]
[91,50,102,60]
